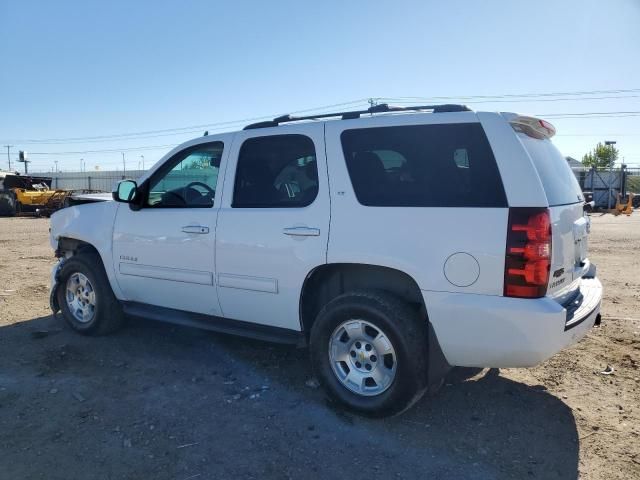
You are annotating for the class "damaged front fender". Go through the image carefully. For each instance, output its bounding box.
[49,258,65,314]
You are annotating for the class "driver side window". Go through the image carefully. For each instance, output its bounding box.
[146,142,223,208]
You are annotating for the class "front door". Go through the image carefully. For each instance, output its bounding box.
[215,125,330,330]
[112,138,230,316]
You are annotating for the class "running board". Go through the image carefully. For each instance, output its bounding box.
[121,302,305,346]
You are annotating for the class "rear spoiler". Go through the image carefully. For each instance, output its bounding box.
[503,113,557,139]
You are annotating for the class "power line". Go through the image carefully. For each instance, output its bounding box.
[539,114,640,120]
[381,94,640,105]
[4,87,640,145]
[377,87,640,102]
[27,143,178,155]
[89,95,638,145]
[20,110,640,157]
[556,133,640,137]
[3,99,370,144]
[540,110,640,117]
[19,127,216,145]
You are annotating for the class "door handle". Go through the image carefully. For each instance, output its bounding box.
[181,225,210,234]
[283,226,320,237]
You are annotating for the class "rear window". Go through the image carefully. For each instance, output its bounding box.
[517,134,584,206]
[340,123,507,207]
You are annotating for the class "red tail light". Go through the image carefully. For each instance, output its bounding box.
[504,208,551,298]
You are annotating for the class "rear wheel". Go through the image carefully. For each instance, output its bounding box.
[310,290,429,417]
[56,253,125,335]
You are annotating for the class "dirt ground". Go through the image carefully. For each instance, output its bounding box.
[0,214,638,480]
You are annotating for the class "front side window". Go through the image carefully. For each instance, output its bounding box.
[233,134,318,208]
[341,123,507,207]
[146,142,223,208]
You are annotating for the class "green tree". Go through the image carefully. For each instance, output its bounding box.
[185,154,213,170]
[582,142,619,169]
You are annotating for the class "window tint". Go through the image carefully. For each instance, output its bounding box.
[146,142,223,208]
[341,123,507,207]
[233,134,318,208]
[517,133,584,206]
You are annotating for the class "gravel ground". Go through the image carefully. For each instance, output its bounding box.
[0,214,638,479]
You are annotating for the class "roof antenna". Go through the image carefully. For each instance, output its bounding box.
[203,130,209,136]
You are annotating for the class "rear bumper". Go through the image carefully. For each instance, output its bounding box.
[423,276,602,368]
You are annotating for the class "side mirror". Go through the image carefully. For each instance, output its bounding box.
[113,180,138,203]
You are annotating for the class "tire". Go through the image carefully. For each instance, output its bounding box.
[0,191,15,216]
[15,201,22,215]
[56,252,125,335]
[309,290,429,417]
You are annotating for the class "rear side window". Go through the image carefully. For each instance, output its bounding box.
[341,123,507,207]
[233,134,318,208]
[517,134,584,206]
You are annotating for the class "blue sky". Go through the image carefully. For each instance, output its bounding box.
[1,0,639,173]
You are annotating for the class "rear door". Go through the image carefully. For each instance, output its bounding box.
[516,133,588,301]
[215,124,329,331]
[325,113,510,296]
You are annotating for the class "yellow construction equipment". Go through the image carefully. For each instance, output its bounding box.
[13,186,69,216]
[614,192,634,216]
[0,172,70,217]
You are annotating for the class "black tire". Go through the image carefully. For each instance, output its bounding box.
[0,191,16,216]
[56,252,125,335]
[309,290,429,417]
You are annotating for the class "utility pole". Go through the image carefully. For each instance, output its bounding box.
[54,160,58,173]
[140,155,145,170]
[122,152,126,174]
[4,145,12,171]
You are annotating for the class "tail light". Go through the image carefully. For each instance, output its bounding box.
[504,208,551,298]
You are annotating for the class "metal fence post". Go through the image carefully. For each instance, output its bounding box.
[607,164,613,210]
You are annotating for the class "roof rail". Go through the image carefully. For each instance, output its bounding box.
[243,103,471,130]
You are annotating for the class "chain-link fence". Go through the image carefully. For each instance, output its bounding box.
[626,167,640,195]
[572,165,639,209]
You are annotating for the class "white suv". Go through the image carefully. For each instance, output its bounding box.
[49,104,602,416]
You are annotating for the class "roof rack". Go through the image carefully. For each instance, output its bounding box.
[243,103,471,130]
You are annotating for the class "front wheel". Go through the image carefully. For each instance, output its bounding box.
[56,253,125,335]
[309,290,429,417]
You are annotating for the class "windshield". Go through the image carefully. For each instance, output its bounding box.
[517,133,584,206]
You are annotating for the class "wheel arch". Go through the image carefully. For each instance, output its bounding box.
[53,235,124,302]
[299,263,426,336]
[56,236,101,258]
[300,262,451,391]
